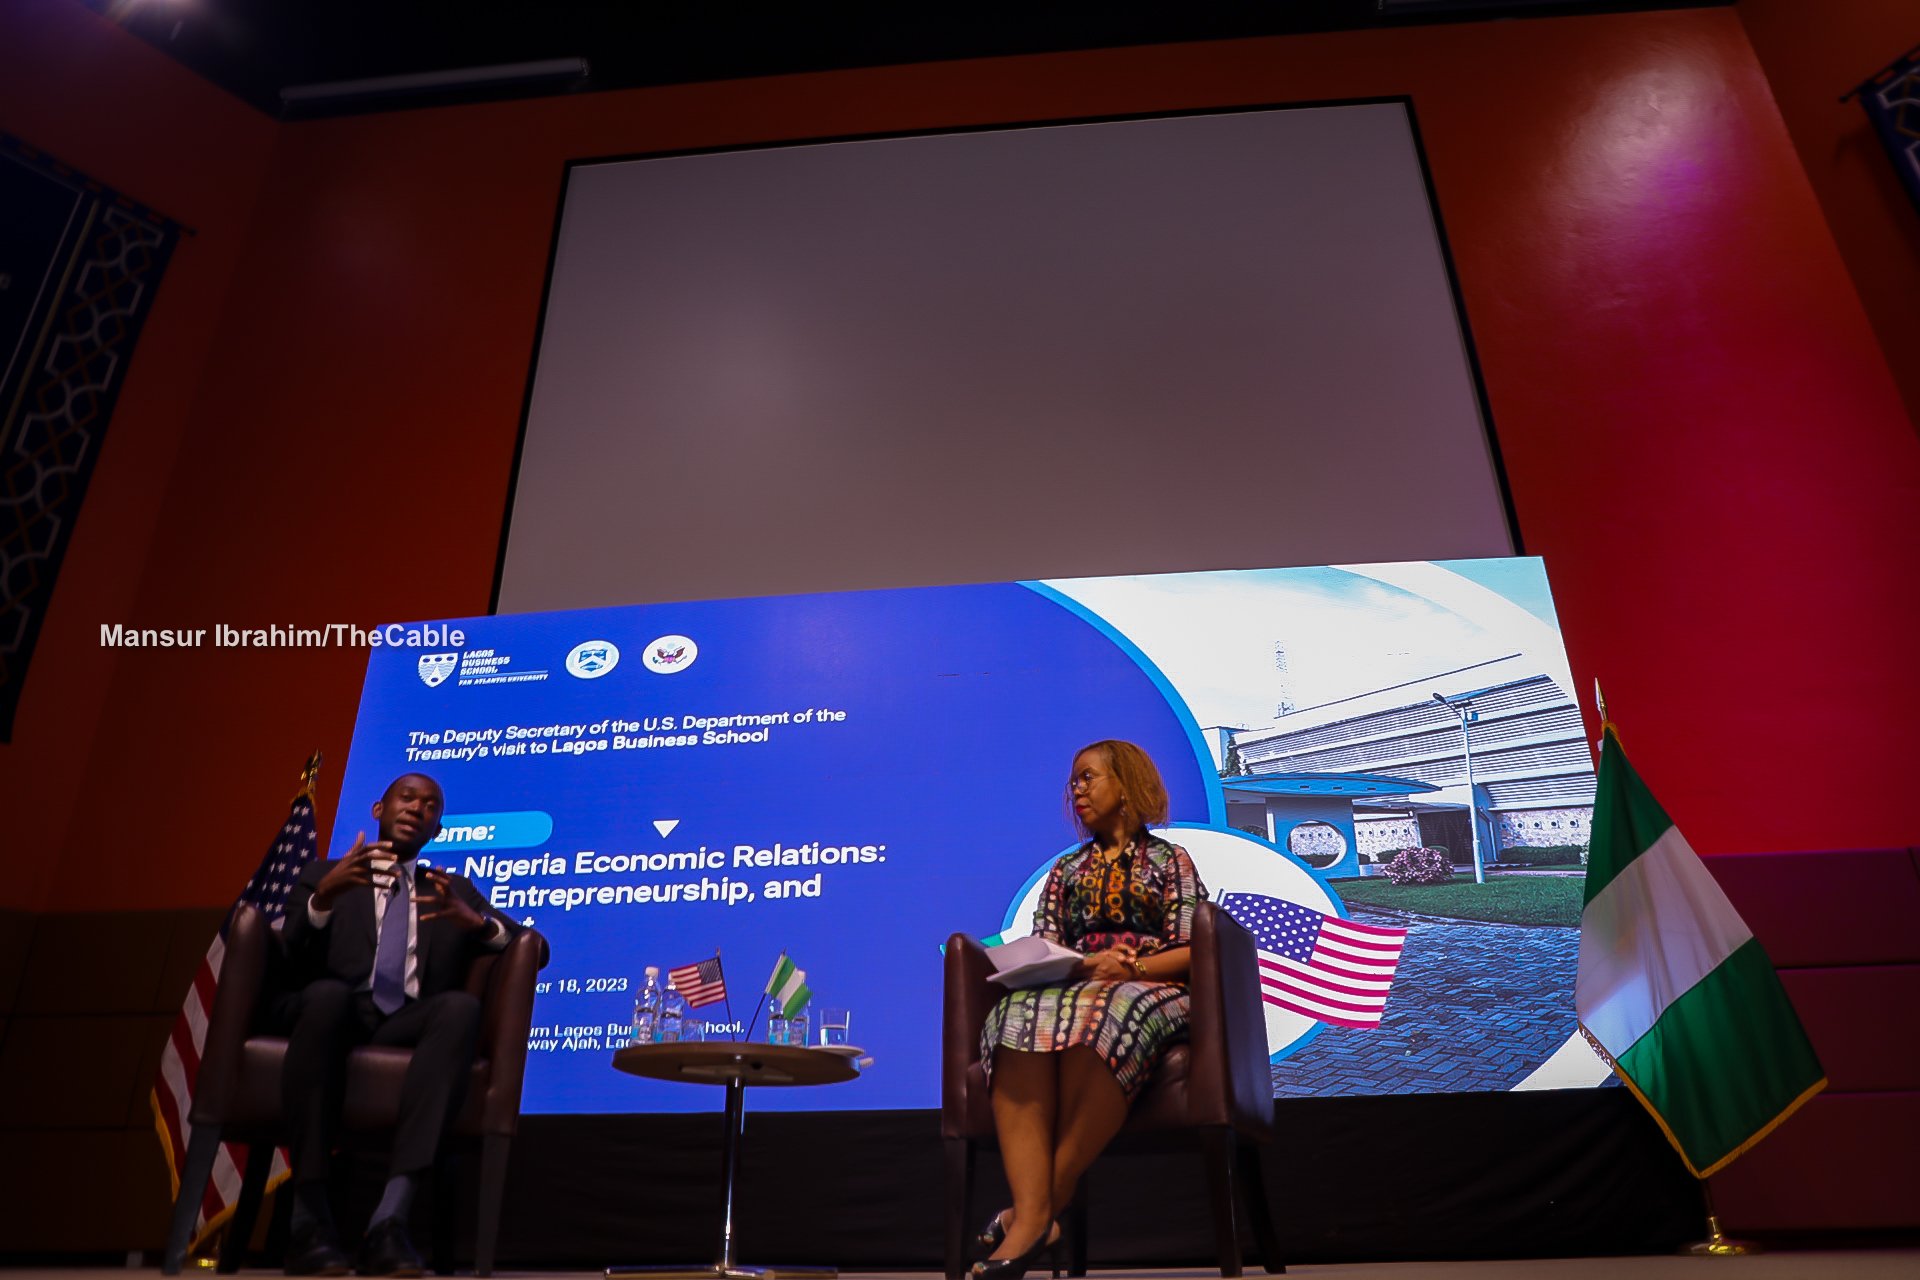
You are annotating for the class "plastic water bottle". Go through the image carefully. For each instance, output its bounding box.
[632,967,663,1045]
[767,1011,788,1045]
[787,1006,810,1048]
[659,982,688,1043]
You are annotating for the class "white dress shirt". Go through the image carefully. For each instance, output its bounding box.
[307,857,423,998]
[306,858,510,1002]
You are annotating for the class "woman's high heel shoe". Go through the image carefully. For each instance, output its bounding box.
[973,1208,1012,1256]
[969,1219,1065,1280]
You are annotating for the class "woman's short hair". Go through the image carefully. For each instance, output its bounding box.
[1068,739,1170,836]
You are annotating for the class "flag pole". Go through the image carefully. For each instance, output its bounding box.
[742,951,777,1043]
[716,947,734,1032]
[1682,1181,1757,1257]
[1574,694,1797,1258]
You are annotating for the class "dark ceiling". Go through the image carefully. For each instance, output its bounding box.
[89,0,1727,119]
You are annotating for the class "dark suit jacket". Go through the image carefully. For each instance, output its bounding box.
[282,858,528,998]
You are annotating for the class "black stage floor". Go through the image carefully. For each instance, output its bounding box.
[8,1255,1920,1280]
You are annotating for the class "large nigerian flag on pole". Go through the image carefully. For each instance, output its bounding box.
[1576,724,1825,1178]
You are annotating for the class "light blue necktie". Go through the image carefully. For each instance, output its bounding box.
[371,866,410,1015]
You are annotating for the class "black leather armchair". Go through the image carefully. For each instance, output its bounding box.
[161,903,545,1276]
[941,901,1284,1278]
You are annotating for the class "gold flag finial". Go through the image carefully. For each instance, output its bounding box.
[296,750,323,800]
[1593,679,1622,756]
[1594,679,1621,743]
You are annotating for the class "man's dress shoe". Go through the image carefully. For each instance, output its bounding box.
[284,1228,351,1277]
[356,1218,424,1278]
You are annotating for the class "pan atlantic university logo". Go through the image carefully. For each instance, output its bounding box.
[417,652,458,688]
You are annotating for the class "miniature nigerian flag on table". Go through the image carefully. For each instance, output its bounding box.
[766,953,811,1017]
[1575,724,1825,1178]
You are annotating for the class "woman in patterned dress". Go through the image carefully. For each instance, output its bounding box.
[971,740,1207,1278]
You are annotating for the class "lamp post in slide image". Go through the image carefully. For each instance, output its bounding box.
[1432,692,1485,885]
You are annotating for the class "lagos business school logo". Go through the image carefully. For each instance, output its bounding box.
[417,653,458,687]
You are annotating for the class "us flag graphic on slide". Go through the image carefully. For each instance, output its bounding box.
[1217,892,1408,1029]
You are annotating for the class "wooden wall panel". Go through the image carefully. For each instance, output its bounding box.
[0,908,32,1014]
[0,1013,171,1128]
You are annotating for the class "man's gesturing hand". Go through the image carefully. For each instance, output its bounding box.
[418,869,489,934]
[311,832,394,910]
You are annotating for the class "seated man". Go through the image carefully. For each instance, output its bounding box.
[272,772,527,1276]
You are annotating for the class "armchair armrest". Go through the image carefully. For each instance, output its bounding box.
[941,933,998,1135]
[1184,901,1277,1139]
[474,928,545,1136]
[189,904,272,1127]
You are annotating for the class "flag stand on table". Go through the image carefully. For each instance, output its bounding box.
[1577,686,1826,1257]
[744,951,810,1041]
[150,752,327,1263]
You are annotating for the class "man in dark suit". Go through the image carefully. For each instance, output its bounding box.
[274,772,524,1276]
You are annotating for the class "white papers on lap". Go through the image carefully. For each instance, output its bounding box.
[986,936,1083,988]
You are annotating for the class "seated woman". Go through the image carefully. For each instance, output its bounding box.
[972,739,1206,1279]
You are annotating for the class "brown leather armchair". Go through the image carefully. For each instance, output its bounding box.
[161,903,545,1276]
[942,901,1283,1279]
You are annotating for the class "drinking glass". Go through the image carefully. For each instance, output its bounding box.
[817,1007,851,1047]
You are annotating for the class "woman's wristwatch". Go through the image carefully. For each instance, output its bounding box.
[1127,956,1149,980]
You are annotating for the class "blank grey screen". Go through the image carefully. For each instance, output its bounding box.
[497,103,1512,613]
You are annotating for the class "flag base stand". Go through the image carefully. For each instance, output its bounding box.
[186,1225,222,1270]
[1680,1214,1759,1256]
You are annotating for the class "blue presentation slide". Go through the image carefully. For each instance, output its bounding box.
[337,559,1603,1113]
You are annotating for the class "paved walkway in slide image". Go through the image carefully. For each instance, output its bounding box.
[1269,911,1583,1097]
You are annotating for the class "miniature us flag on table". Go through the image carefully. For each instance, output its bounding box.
[1217,892,1408,1029]
[668,955,728,1008]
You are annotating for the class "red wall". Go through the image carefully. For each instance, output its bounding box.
[7,6,1918,913]
[0,0,276,910]
[1738,0,1920,438]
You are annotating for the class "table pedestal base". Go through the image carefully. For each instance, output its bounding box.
[604,1074,837,1280]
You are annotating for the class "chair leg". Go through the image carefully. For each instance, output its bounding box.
[1201,1128,1243,1278]
[163,1128,224,1275]
[1236,1142,1284,1274]
[943,1138,974,1280]
[264,1178,294,1270]
[218,1144,274,1273]
[1065,1187,1089,1278]
[474,1133,511,1278]
[431,1152,461,1276]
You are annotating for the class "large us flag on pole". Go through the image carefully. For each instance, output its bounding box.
[149,755,323,1252]
[1218,892,1408,1029]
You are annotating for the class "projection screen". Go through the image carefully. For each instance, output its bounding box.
[495,101,1514,612]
